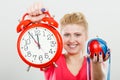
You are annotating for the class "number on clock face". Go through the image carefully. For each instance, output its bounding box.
[20,27,57,64]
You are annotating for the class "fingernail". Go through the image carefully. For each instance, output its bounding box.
[95,53,96,56]
[41,8,46,12]
[108,51,110,54]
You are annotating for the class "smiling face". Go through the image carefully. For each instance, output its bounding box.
[61,24,88,55]
[60,12,88,55]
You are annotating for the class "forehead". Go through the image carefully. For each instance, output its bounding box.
[61,24,86,33]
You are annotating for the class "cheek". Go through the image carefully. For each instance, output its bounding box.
[62,36,68,44]
[77,36,87,45]
[63,39,68,46]
[62,38,69,49]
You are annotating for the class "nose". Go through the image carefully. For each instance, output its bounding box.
[69,36,76,43]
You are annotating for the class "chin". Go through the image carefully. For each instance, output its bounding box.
[67,50,79,55]
[64,47,80,54]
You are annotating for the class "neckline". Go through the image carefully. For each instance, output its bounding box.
[63,55,86,77]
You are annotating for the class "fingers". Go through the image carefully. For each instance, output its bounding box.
[99,52,103,63]
[53,62,58,67]
[27,2,44,16]
[40,67,48,71]
[27,2,48,22]
[28,14,46,22]
[91,50,110,63]
[104,49,110,61]
[92,52,103,63]
[89,48,111,64]
[93,53,97,62]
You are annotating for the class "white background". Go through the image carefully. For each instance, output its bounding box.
[0,0,120,80]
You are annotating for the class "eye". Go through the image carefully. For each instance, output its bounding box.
[75,33,81,37]
[63,33,70,37]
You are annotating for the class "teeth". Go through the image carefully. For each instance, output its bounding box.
[68,44,77,48]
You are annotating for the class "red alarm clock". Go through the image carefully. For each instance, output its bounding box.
[16,11,63,68]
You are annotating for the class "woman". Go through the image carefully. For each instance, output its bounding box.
[27,3,110,80]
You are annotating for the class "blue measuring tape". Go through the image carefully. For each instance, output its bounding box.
[107,54,111,80]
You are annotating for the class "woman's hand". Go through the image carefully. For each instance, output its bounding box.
[89,49,111,80]
[92,49,111,63]
[27,2,47,22]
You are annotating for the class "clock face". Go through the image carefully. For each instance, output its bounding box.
[19,27,57,65]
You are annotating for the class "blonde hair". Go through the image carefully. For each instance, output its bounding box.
[60,12,88,31]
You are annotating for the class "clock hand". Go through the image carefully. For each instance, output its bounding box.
[28,32,38,46]
[36,34,40,49]
[38,44,47,54]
